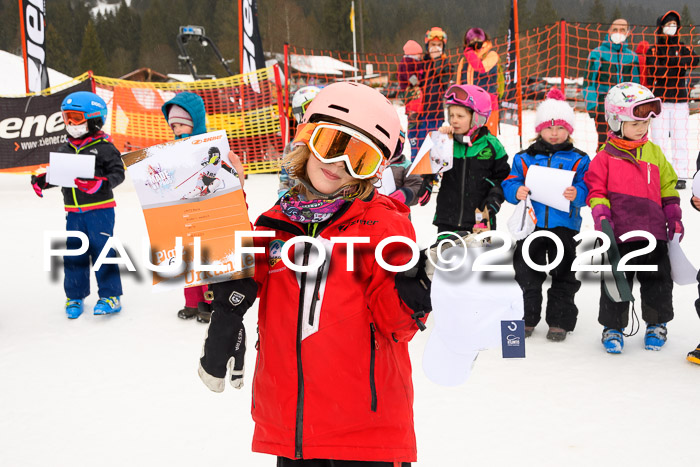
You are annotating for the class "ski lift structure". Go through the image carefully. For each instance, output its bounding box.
[176,25,234,81]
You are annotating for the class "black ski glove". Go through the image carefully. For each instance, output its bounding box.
[395,250,432,331]
[480,187,504,217]
[417,175,435,206]
[199,277,258,392]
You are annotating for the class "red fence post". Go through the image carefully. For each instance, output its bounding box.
[514,0,523,142]
[284,42,290,146]
[560,19,567,93]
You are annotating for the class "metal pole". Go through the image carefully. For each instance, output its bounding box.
[351,1,358,78]
[238,0,244,75]
[560,19,566,93]
[358,0,364,54]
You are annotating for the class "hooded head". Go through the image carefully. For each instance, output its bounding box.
[656,10,681,42]
[161,92,207,139]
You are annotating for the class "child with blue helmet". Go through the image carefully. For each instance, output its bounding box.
[30,91,125,318]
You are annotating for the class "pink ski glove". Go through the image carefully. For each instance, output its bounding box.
[75,177,107,194]
[663,202,684,241]
[591,204,613,233]
[464,49,484,72]
[389,189,407,204]
[31,173,47,198]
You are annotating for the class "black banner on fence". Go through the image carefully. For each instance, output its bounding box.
[19,0,49,93]
[240,0,266,93]
[501,0,519,126]
[0,79,92,172]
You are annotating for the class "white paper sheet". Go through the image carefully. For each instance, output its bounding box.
[524,164,575,212]
[423,245,523,386]
[374,166,396,195]
[428,131,453,172]
[669,234,698,285]
[46,152,95,188]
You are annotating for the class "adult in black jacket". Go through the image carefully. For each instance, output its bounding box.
[647,10,699,183]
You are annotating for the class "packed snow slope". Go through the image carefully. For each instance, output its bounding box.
[2,108,700,466]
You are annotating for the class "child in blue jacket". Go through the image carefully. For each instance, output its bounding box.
[502,88,590,341]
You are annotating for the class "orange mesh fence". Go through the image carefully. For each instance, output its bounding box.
[94,65,287,174]
[286,22,699,177]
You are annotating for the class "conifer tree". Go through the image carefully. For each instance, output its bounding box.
[533,0,558,28]
[587,0,606,24]
[79,20,108,75]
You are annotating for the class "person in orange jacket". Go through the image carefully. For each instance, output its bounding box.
[457,27,500,136]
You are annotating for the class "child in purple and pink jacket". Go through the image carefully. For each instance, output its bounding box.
[584,82,681,355]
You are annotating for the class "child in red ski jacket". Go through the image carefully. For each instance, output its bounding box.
[197,82,431,466]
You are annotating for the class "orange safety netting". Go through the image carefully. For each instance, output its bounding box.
[94,66,287,174]
[285,22,699,177]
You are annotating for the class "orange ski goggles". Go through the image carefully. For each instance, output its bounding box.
[293,122,386,179]
[62,110,87,126]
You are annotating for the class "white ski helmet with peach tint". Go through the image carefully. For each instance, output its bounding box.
[300,82,400,159]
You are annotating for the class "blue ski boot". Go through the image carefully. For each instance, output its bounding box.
[602,328,624,354]
[94,296,121,315]
[644,323,667,351]
[65,299,84,319]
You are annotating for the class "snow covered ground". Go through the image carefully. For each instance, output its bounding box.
[2,154,700,466]
[0,50,72,96]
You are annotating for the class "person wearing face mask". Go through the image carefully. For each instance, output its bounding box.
[583,18,640,148]
[29,91,125,318]
[397,40,425,135]
[407,27,453,161]
[646,10,699,189]
[456,27,501,136]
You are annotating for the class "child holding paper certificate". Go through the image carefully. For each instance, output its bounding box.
[30,91,125,318]
[382,129,423,206]
[161,92,219,323]
[584,82,681,354]
[502,88,590,342]
[434,84,510,233]
[197,82,430,465]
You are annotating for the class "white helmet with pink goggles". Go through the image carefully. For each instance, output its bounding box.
[444,84,492,128]
[300,81,400,159]
[605,82,662,134]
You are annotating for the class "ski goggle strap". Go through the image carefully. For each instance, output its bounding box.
[608,98,663,121]
[62,110,87,126]
[293,122,385,179]
[445,85,472,107]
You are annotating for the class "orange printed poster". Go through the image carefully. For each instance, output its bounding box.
[121,130,254,289]
[407,131,454,176]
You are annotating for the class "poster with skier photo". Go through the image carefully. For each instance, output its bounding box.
[121,130,254,289]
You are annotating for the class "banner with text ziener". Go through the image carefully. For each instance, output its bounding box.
[0,79,92,173]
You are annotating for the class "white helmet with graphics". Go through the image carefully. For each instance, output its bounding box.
[291,86,321,123]
[604,82,662,136]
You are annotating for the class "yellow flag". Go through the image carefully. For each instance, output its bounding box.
[350,2,355,32]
